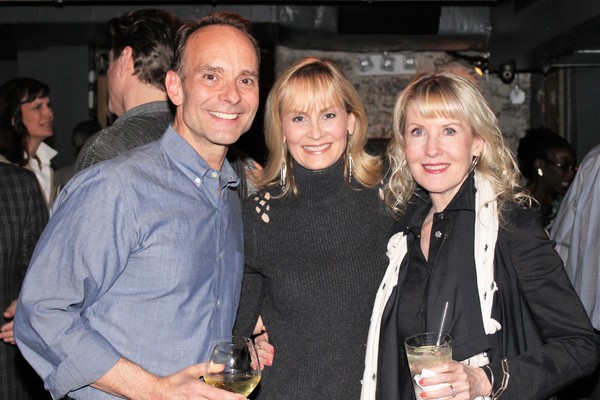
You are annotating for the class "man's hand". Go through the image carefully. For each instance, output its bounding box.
[151,363,249,400]
[1,300,18,345]
[94,358,249,400]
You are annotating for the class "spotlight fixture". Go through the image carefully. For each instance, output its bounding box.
[448,51,489,76]
[380,52,395,72]
[499,62,516,84]
[356,56,374,73]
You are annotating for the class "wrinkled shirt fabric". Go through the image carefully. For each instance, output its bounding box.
[14,126,243,400]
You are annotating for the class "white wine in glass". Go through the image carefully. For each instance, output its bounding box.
[204,336,261,396]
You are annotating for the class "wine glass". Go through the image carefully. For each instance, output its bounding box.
[204,336,261,396]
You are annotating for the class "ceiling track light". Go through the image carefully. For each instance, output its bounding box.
[356,55,374,73]
[380,52,395,72]
[448,51,489,76]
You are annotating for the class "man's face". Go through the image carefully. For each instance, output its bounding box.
[168,25,259,164]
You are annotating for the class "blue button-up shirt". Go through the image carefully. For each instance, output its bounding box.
[14,126,244,400]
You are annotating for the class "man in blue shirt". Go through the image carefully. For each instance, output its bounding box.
[14,11,260,400]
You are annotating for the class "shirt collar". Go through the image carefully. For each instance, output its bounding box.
[400,172,476,234]
[35,142,58,164]
[161,125,240,190]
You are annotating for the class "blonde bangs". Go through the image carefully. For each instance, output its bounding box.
[408,82,469,123]
[279,72,346,116]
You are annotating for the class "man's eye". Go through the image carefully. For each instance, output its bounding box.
[240,77,255,85]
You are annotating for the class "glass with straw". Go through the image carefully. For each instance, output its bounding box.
[404,302,453,398]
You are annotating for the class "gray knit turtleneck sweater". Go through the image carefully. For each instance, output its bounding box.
[235,159,394,400]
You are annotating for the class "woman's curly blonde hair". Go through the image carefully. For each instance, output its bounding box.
[384,72,531,219]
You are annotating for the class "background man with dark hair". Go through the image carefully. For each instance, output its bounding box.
[74,9,181,173]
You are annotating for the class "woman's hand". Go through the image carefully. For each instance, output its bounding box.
[419,361,492,399]
[252,316,274,369]
[0,300,18,345]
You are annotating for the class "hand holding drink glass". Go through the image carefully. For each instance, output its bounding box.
[405,332,454,399]
[204,336,261,396]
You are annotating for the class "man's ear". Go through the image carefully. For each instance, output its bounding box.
[118,46,134,77]
[165,70,184,106]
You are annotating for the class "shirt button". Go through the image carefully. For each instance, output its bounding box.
[439,213,445,219]
[435,231,442,238]
[194,177,201,185]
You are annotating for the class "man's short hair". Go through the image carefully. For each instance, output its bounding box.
[172,11,261,79]
[109,9,182,92]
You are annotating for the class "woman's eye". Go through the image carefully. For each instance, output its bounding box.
[444,127,457,135]
[324,112,336,119]
[410,128,424,137]
[292,116,305,123]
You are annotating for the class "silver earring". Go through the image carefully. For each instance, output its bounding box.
[347,130,354,183]
[280,150,287,190]
[537,168,543,177]
[469,155,480,173]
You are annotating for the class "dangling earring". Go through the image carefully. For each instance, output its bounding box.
[280,146,287,190]
[537,168,543,177]
[346,130,354,183]
[469,154,480,173]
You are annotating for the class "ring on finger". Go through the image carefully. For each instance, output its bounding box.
[449,384,457,398]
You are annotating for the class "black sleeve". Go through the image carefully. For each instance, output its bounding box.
[489,206,600,399]
[233,204,264,338]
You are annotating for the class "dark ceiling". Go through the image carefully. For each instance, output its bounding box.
[1,0,600,73]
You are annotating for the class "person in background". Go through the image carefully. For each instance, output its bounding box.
[362,72,600,400]
[74,9,181,174]
[0,77,57,206]
[0,160,49,399]
[14,11,260,400]
[551,144,600,400]
[74,8,261,198]
[517,127,576,230]
[54,118,101,188]
[234,57,393,400]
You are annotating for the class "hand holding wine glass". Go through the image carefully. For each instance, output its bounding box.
[204,336,261,397]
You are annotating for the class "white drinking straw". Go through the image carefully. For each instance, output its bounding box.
[436,301,449,346]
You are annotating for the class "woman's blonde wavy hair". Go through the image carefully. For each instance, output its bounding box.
[384,72,531,219]
[259,57,383,197]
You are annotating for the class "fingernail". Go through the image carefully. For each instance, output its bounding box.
[419,379,425,385]
[420,393,427,398]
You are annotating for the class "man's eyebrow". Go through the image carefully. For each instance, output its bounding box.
[192,65,223,76]
[240,69,259,78]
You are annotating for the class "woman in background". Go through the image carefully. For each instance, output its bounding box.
[0,77,57,206]
[234,57,393,399]
[517,127,576,230]
[362,72,599,400]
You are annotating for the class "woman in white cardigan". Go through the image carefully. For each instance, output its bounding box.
[362,72,600,400]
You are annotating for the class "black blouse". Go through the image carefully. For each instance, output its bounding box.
[377,175,489,399]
